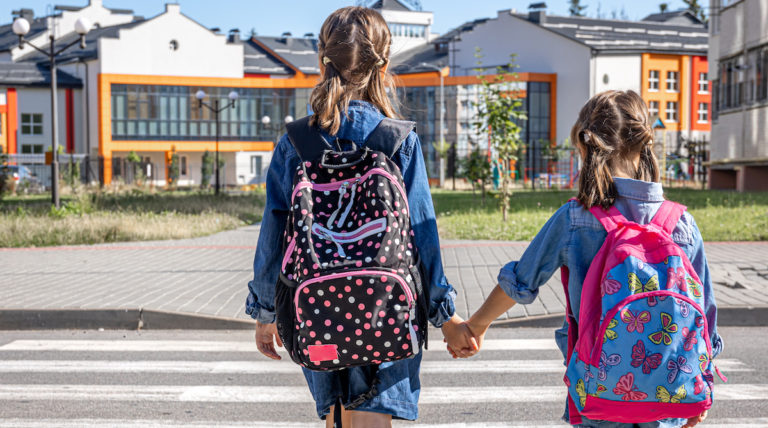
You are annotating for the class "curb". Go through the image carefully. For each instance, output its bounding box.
[1,306,766,330]
[0,309,255,331]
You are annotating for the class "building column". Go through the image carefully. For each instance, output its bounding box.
[7,88,17,155]
[65,88,74,153]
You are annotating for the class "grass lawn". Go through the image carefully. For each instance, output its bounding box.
[0,190,265,247]
[432,188,768,242]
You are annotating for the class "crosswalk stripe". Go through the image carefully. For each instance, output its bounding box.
[0,384,766,403]
[0,339,559,352]
[0,358,749,374]
[1,419,766,428]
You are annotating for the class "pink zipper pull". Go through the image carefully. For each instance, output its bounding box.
[715,365,728,382]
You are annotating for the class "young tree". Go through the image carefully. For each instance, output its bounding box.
[683,0,707,22]
[201,150,213,188]
[473,49,526,222]
[461,146,492,204]
[568,0,587,17]
[659,3,669,13]
[168,146,180,189]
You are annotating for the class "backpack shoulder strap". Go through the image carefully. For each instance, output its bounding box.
[285,115,332,162]
[650,200,687,235]
[364,118,416,158]
[589,205,628,233]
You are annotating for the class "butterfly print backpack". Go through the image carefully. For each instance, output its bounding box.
[274,116,428,373]
[562,201,726,424]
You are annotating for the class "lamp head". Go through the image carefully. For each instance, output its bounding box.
[74,17,92,35]
[228,91,239,101]
[195,90,206,101]
[261,115,271,126]
[12,18,30,36]
[284,115,294,124]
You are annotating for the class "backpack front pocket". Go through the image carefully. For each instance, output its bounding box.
[293,270,419,370]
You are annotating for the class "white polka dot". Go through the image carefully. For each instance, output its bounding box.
[364,257,372,263]
[335,307,340,312]
[317,290,324,296]
[394,304,401,311]
[333,359,340,364]
[377,321,383,327]
[384,341,391,347]
[324,333,331,340]
[348,297,355,303]
[314,309,320,314]
[356,340,363,346]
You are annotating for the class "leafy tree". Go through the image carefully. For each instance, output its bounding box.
[201,150,213,188]
[568,0,587,17]
[168,146,180,188]
[432,140,450,188]
[659,3,669,13]
[461,146,492,204]
[473,49,526,222]
[683,0,707,22]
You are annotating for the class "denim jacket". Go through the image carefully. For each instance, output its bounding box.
[246,100,457,327]
[498,177,723,363]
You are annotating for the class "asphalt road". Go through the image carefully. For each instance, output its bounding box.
[0,327,766,427]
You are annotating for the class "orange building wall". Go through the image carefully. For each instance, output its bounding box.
[6,88,17,155]
[0,105,6,154]
[641,53,690,132]
[690,55,711,132]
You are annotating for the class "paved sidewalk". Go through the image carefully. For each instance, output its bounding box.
[1,225,767,327]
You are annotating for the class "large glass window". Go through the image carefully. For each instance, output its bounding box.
[648,101,659,118]
[666,71,679,92]
[698,72,709,93]
[697,102,709,123]
[111,85,306,141]
[665,101,678,122]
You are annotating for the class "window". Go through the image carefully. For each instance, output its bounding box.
[250,155,263,176]
[697,102,709,123]
[698,72,709,93]
[666,71,679,92]
[180,155,187,175]
[648,101,659,118]
[757,47,768,102]
[648,70,660,91]
[20,144,44,154]
[21,113,43,135]
[666,101,678,122]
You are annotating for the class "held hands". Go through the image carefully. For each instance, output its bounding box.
[441,314,479,359]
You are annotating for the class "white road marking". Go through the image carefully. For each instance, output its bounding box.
[0,338,559,352]
[0,358,749,374]
[0,384,766,403]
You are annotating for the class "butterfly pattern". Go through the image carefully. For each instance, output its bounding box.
[589,384,608,398]
[598,350,622,381]
[687,277,703,298]
[693,374,706,395]
[630,340,662,374]
[613,373,648,401]
[576,378,587,407]
[621,308,651,333]
[681,327,698,351]
[666,267,687,292]
[667,355,693,384]
[698,354,709,372]
[602,277,622,297]
[648,312,678,346]
[603,319,619,343]
[629,273,659,294]
[656,385,687,403]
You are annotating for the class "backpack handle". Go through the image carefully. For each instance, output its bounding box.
[650,200,687,235]
[588,205,627,233]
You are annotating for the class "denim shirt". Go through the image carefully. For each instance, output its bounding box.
[246,100,457,327]
[498,177,723,363]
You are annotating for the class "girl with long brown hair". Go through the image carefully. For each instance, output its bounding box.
[246,7,475,428]
[459,90,722,428]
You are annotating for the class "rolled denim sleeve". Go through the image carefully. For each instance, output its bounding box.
[245,136,295,324]
[687,216,724,359]
[399,133,457,327]
[497,204,570,304]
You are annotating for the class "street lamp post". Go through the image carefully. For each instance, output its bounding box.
[420,62,445,188]
[196,90,238,195]
[13,16,92,208]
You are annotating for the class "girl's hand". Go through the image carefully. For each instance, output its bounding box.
[466,317,490,353]
[682,411,707,428]
[255,321,283,360]
[441,314,479,358]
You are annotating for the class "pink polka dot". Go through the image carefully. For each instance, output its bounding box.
[365,312,372,319]
[306,320,312,326]
[380,276,388,282]
[309,331,316,338]
[337,293,343,299]
[337,325,344,332]
[387,318,395,325]
[387,351,395,357]
[345,313,352,319]
[308,297,315,304]
[375,299,382,306]
[366,345,373,351]
[366,288,374,295]
[380,257,387,263]
[355,329,362,336]
[398,295,406,302]
[352,354,359,360]
[385,286,393,292]
[402,343,409,350]
[325,320,332,327]
[345,337,351,342]
[355,279,363,286]
[379,311,386,317]
[393,328,400,334]
[355,261,363,267]
[303,288,310,294]
[324,301,331,307]
[358,303,365,310]
[363,323,371,330]
[311,173,317,180]
[301,209,308,215]
[328,286,336,292]
[373,351,380,357]
[374,331,382,337]
[344,286,352,292]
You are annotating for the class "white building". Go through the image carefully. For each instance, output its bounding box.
[708,0,768,191]
[371,0,436,56]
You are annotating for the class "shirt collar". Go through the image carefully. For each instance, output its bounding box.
[613,177,664,202]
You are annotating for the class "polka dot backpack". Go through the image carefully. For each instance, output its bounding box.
[274,115,428,373]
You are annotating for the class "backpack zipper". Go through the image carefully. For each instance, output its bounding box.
[291,168,409,214]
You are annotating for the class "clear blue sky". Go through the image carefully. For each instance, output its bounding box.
[3,0,697,38]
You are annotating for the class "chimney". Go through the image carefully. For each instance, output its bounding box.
[527,2,547,24]
[165,3,180,14]
[12,8,34,22]
[228,28,241,43]
[89,0,103,7]
[281,31,293,47]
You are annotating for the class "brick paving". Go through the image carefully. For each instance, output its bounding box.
[1,225,767,323]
